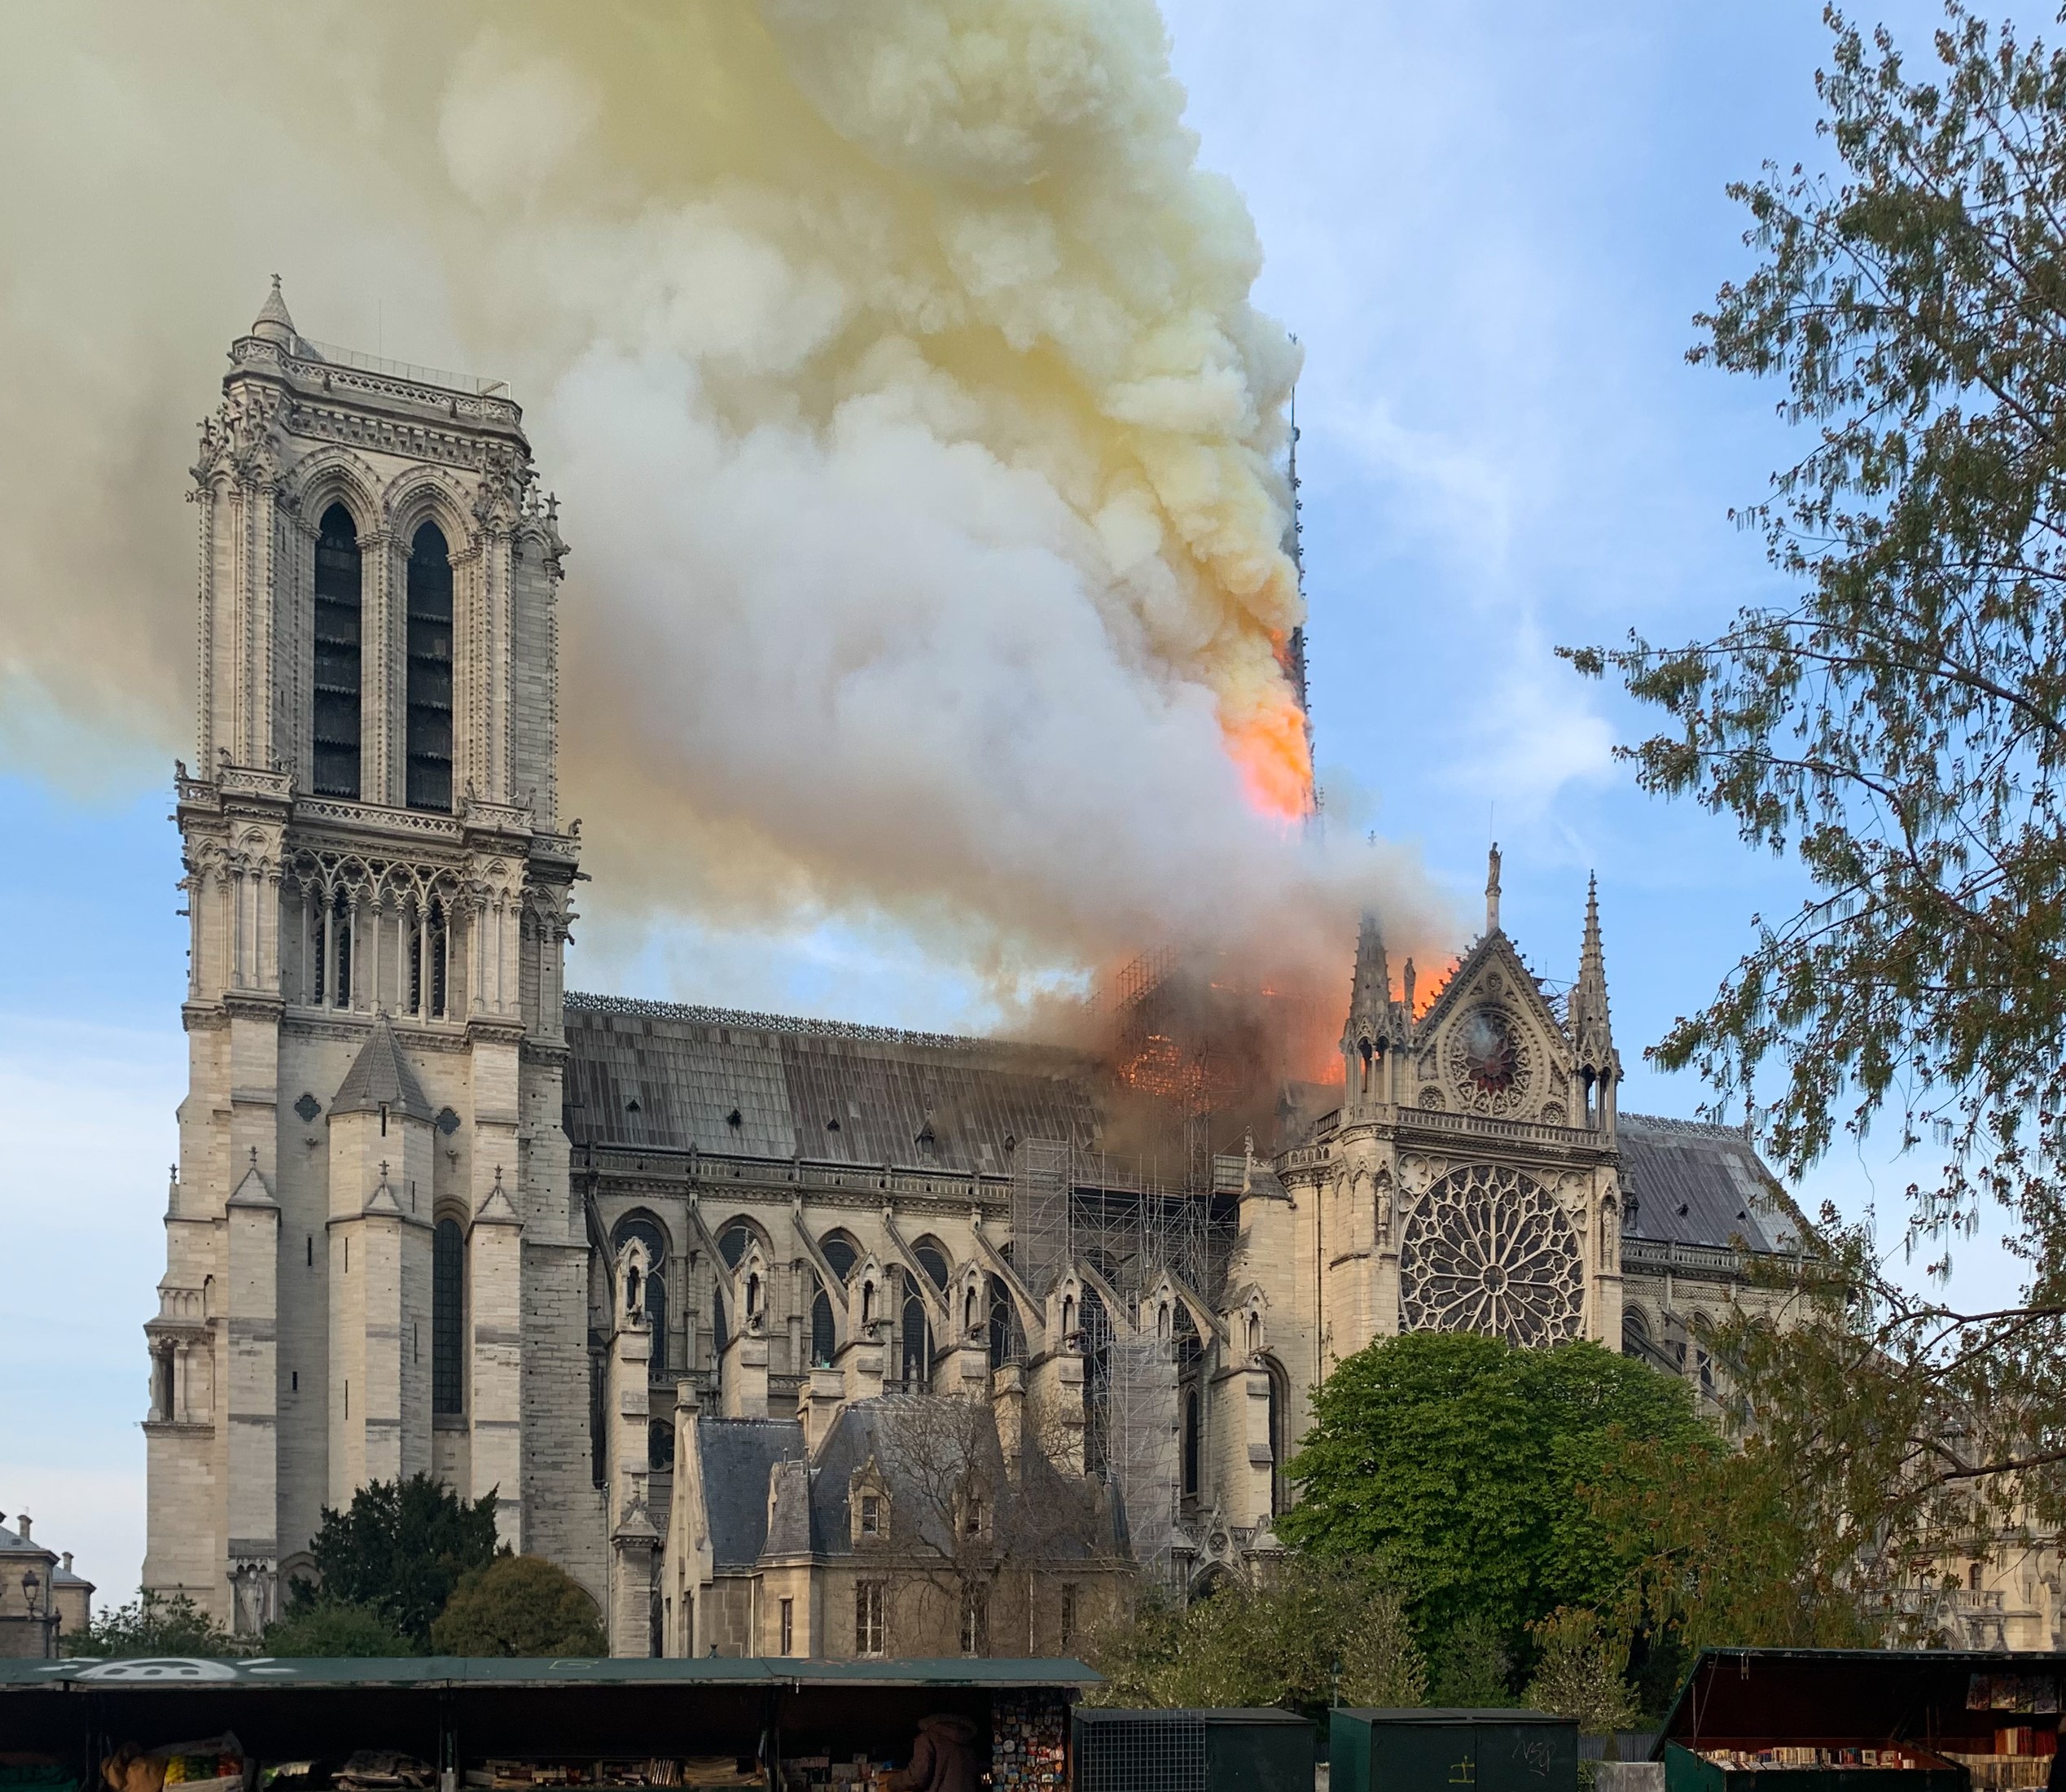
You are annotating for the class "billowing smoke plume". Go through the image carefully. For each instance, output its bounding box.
[0,2,1450,1020]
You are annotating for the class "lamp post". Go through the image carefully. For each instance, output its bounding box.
[20,1568,46,1659]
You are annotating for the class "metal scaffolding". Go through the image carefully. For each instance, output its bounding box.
[1010,1136,1073,1299]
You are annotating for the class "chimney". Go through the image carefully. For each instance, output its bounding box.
[62,1553,73,1574]
[15,1514,29,1542]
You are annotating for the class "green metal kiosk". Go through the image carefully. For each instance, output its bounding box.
[1330,1710,1577,1792]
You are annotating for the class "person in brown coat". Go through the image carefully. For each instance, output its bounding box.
[884,1715,980,1792]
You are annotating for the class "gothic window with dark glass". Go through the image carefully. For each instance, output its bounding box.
[901,1291,929,1389]
[914,1238,950,1290]
[1263,1357,1288,1516]
[432,1217,463,1414]
[810,1283,836,1367]
[612,1215,669,1374]
[1079,1285,1112,1481]
[1182,1388,1200,1497]
[330,887,353,1009]
[409,898,448,1021]
[312,504,362,800]
[405,522,454,813]
[1173,1302,1203,1374]
[988,1274,1016,1369]
[821,1232,859,1280]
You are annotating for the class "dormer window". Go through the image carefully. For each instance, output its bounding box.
[860,1493,881,1536]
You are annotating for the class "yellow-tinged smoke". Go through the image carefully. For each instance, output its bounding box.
[0,2,1447,1008]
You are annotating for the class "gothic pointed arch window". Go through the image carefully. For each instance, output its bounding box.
[406,522,454,813]
[810,1282,836,1367]
[901,1291,930,1390]
[323,887,353,1010]
[913,1238,950,1291]
[717,1222,756,1269]
[313,504,362,799]
[821,1231,860,1281]
[1078,1284,1112,1479]
[408,897,448,1021]
[1262,1356,1289,1516]
[1182,1387,1200,1498]
[432,1217,463,1414]
[987,1274,1017,1370]
[612,1213,670,1375]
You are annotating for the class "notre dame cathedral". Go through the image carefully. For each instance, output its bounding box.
[144,287,1808,1657]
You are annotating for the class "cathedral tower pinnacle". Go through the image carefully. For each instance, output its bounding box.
[1340,909,1403,1116]
[146,289,586,1634]
[1569,873,1619,1134]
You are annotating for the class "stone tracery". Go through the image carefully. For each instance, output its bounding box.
[1398,1163,1585,1345]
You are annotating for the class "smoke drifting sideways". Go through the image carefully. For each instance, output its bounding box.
[0,2,1454,1027]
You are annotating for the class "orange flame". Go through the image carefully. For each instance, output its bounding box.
[1224,686,1314,822]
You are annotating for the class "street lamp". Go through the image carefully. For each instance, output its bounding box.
[20,1568,41,1617]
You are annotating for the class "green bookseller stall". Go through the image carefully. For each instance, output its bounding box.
[1330,1710,1577,1792]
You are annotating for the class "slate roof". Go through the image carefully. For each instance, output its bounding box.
[331,1014,433,1121]
[800,1395,1120,1563]
[697,1416,805,1568]
[564,994,1099,1172]
[0,1520,54,1562]
[1618,1112,1803,1253]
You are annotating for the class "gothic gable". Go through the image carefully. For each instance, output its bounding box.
[1411,931,1575,1126]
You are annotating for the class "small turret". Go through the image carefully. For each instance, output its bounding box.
[249,275,296,347]
[1569,873,1619,1133]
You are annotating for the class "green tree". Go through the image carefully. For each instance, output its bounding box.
[1583,1328,1950,1653]
[293,1474,499,1646]
[1428,1614,1517,1709]
[261,1600,417,1658]
[1279,1334,1714,1653]
[72,1592,240,1658]
[1086,1557,1423,1713]
[1523,1610,1640,1739]
[1564,0,2066,1558]
[428,1554,606,1657]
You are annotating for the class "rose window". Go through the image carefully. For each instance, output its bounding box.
[1446,1006,1533,1115]
[1399,1164,1583,1345]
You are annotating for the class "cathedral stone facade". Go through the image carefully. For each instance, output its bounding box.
[146,291,1809,1654]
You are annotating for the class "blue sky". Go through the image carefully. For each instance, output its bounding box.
[0,0,2004,1601]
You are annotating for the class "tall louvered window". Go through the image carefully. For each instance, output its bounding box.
[406,522,454,812]
[432,1218,463,1414]
[312,504,362,798]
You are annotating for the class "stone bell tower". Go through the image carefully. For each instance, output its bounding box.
[143,282,594,1632]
